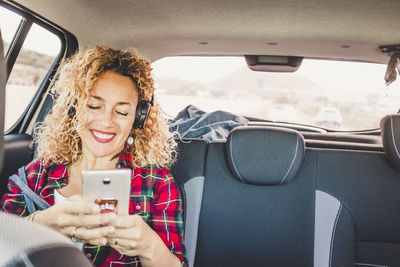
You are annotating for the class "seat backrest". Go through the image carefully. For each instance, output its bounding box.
[380,113,400,170]
[310,113,400,267]
[312,146,400,266]
[172,121,400,267]
[0,134,34,197]
[171,138,209,267]
[194,126,316,266]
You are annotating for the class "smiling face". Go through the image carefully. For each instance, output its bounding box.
[77,71,138,160]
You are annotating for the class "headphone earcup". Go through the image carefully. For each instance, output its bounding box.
[133,100,151,129]
[68,106,76,119]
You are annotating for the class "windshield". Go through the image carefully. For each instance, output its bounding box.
[152,56,400,131]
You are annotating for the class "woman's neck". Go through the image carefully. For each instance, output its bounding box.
[61,153,120,197]
[78,154,119,170]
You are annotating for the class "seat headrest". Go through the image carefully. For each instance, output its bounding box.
[380,114,400,170]
[226,126,305,185]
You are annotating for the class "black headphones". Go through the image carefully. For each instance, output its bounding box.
[132,95,154,129]
[68,95,153,129]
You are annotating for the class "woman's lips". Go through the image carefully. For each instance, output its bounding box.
[91,129,116,143]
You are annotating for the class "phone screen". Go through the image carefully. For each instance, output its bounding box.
[95,198,118,213]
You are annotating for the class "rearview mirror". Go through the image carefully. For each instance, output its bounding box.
[245,55,303,72]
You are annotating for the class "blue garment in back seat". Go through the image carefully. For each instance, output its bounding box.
[170,105,248,141]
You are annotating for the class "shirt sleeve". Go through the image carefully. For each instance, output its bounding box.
[151,170,188,266]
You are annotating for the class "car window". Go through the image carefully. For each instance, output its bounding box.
[152,56,400,131]
[0,6,21,55]
[0,5,61,130]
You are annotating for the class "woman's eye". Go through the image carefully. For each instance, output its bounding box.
[116,111,128,116]
[87,105,101,110]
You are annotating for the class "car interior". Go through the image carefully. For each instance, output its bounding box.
[1,0,400,266]
[0,18,94,267]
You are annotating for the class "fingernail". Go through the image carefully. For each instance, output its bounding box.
[93,206,100,213]
[100,239,107,246]
[109,213,117,220]
[109,226,115,233]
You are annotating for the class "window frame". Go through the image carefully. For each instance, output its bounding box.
[0,0,78,134]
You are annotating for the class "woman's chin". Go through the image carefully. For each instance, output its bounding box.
[85,149,120,160]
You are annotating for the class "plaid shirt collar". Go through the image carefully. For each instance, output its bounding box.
[41,150,135,203]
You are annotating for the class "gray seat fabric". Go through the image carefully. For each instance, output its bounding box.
[171,138,209,267]
[314,189,355,267]
[380,114,400,170]
[0,212,92,267]
[314,147,400,267]
[226,126,305,185]
[171,120,400,267]
[193,127,315,266]
[313,118,400,267]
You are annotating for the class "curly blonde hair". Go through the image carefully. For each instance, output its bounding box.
[35,45,176,167]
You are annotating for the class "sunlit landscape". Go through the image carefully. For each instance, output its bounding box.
[153,57,400,131]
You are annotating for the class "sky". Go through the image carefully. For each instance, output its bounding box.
[152,56,244,83]
[152,56,400,96]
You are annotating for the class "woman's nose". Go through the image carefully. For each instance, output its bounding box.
[100,109,113,125]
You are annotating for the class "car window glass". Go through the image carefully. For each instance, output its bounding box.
[0,6,22,55]
[152,56,400,131]
[3,18,61,130]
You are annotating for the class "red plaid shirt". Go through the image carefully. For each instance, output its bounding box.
[1,152,187,267]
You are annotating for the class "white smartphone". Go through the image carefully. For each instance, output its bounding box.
[82,169,131,215]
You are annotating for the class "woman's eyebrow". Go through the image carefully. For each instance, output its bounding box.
[90,95,104,101]
[90,96,132,106]
[117,102,131,106]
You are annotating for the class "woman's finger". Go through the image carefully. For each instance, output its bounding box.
[59,226,76,238]
[63,225,115,241]
[67,195,84,201]
[87,238,108,246]
[76,226,115,241]
[56,212,117,227]
[108,214,142,228]
[61,200,100,215]
[108,237,137,248]
[106,227,138,240]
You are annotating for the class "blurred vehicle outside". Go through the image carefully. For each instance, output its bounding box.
[315,107,343,128]
[267,103,298,123]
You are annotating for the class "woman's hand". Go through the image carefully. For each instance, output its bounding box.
[34,195,116,246]
[107,214,181,267]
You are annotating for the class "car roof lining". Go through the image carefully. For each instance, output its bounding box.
[11,0,400,63]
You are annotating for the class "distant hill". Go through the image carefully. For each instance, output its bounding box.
[4,42,56,85]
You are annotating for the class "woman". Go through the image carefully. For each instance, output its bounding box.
[0,46,187,267]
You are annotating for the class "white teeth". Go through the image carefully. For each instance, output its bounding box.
[92,131,114,140]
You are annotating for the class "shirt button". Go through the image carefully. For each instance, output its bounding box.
[136,205,141,210]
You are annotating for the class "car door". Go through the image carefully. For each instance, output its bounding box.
[0,1,77,196]
[0,25,6,173]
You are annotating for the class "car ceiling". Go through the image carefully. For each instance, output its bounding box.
[10,0,400,63]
